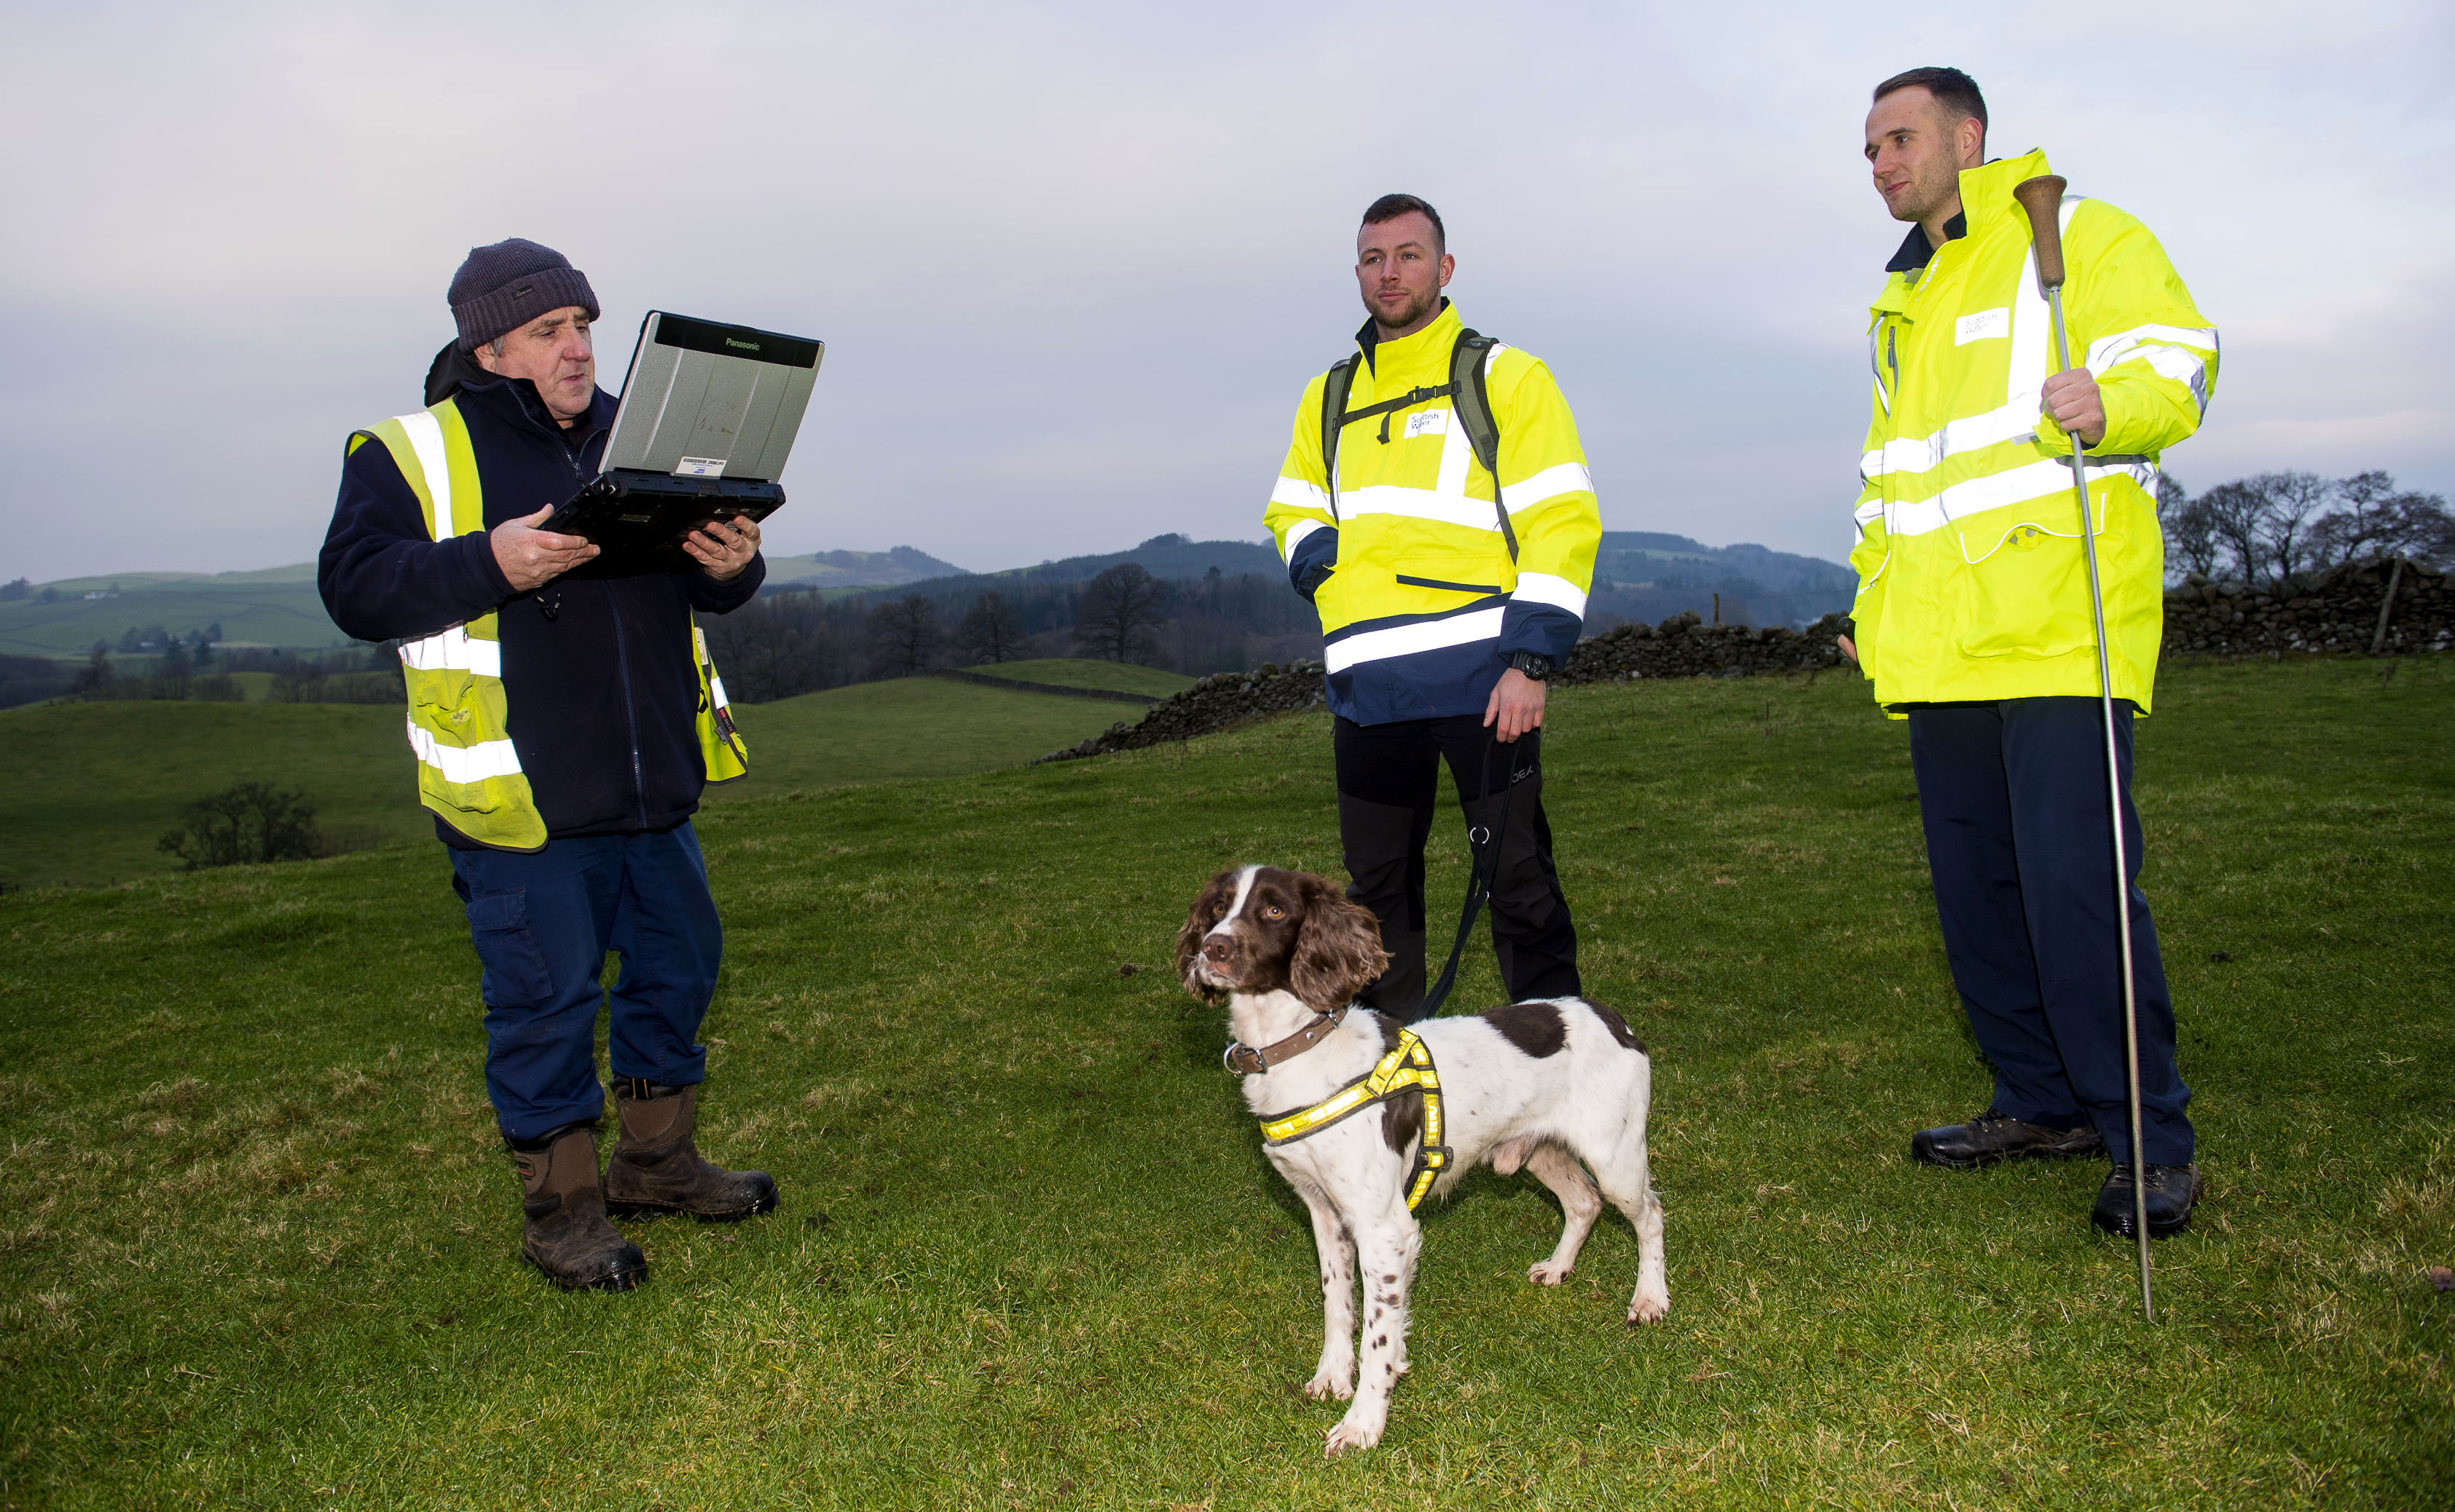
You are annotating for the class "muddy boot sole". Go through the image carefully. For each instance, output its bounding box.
[607,1184,779,1223]
[523,1245,648,1291]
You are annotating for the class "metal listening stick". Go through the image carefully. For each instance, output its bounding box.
[2011,173,2156,1323]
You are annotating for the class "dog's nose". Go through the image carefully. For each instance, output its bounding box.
[1202,937,1232,963]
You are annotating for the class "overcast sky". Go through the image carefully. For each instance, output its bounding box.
[2,0,2447,584]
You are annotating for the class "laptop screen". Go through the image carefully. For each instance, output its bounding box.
[600,312,824,484]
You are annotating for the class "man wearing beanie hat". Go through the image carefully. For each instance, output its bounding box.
[318,239,778,1293]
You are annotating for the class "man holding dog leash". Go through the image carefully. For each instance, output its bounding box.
[1846,68,2218,1248]
[319,239,778,1291]
[1264,194,1602,1022]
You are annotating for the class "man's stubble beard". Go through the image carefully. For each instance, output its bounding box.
[1891,154,1965,227]
[1366,283,1442,336]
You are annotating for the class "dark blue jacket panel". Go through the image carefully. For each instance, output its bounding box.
[318,374,764,843]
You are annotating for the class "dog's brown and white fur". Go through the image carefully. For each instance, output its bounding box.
[1177,865,1668,1456]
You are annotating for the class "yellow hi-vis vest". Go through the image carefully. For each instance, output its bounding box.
[1849,148,2219,716]
[347,399,747,852]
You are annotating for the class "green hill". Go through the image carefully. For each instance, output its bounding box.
[0,674,1156,889]
[0,565,347,656]
[760,546,970,590]
[962,657,1194,698]
[0,658,2446,1505]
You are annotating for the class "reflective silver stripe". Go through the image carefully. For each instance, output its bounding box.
[1861,398,2041,480]
[2086,323,2218,368]
[398,626,500,677]
[2087,324,2218,417]
[1271,475,1329,511]
[1885,455,2156,539]
[394,409,455,539]
[404,715,523,781]
[1499,462,1593,515]
[1340,483,1510,532]
[1324,606,1505,674]
[1512,571,1586,618]
[1280,516,1328,561]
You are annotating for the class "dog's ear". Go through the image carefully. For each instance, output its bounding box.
[1175,870,1233,1005]
[1289,873,1388,1012]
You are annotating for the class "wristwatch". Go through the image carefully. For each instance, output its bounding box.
[1507,650,1552,681]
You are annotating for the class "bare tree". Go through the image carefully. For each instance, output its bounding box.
[865,594,944,677]
[2252,470,2330,585]
[2306,470,2454,570]
[1072,563,1168,664]
[2164,492,2223,580]
[2195,479,2270,584]
[701,603,833,704]
[952,591,1026,665]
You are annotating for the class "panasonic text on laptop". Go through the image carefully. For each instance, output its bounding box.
[545,311,825,574]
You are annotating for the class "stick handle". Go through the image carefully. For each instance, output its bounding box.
[2014,175,2070,291]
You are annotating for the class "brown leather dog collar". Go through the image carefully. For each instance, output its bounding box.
[1224,1005,1349,1076]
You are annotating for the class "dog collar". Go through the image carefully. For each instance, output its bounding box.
[1223,1004,1348,1076]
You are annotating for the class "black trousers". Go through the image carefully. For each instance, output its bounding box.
[1907,698,2193,1166]
[1334,713,1579,1023]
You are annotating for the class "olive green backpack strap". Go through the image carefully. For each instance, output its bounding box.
[1318,355,1359,519]
[1450,329,1512,562]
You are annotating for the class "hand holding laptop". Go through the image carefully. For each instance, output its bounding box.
[495,505,602,591]
[682,514,761,582]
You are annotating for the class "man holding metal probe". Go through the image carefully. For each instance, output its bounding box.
[1847,68,2218,1244]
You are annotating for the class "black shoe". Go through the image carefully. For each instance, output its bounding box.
[2093,1162,2201,1239]
[1910,1110,2105,1170]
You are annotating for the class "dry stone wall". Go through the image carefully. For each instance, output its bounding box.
[2163,559,2448,656]
[1037,566,2448,763]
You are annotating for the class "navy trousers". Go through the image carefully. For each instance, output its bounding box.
[1907,698,2193,1165]
[449,824,723,1142]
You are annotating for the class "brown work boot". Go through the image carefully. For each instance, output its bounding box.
[511,1123,645,1291]
[604,1079,779,1221]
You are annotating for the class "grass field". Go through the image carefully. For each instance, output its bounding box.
[1,658,2448,1508]
[0,566,348,657]
[0,675,1155,889]
[962,658,1194,698]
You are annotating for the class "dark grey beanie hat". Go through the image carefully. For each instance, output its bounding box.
[449,239,600,352]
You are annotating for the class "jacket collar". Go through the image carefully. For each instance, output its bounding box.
[1353,296,1462,375]
[1880,147,2054,276]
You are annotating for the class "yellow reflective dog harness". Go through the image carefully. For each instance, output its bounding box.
[1257,1028,1453,1212]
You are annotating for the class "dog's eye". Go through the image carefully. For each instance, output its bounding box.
[1261,904,1286,920]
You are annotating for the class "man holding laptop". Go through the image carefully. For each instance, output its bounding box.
[319,238,779,1291]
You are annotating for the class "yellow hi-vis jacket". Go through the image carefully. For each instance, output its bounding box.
[1265,301,1600,725]
[1850,148,2218,716]
[350,399,746,851]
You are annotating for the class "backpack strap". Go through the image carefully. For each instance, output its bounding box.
[1319,355,1359,519]
[1318,331,1512,562]
[1450,330,1514,562]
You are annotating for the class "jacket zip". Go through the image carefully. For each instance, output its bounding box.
[607,581,648,830]
[552,416,647,832]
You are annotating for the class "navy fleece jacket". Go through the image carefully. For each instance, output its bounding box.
[318,369,764,846]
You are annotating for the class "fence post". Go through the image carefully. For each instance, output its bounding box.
[2370,556,2405,655]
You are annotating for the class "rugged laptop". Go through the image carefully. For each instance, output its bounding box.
[545,311,825,573]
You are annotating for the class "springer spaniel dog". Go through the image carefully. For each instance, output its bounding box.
[1177,865,1669,1456]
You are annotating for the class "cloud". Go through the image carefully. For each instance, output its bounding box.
[1,0,2450,583]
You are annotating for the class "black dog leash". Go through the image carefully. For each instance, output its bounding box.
[1418,731,1530,1019]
